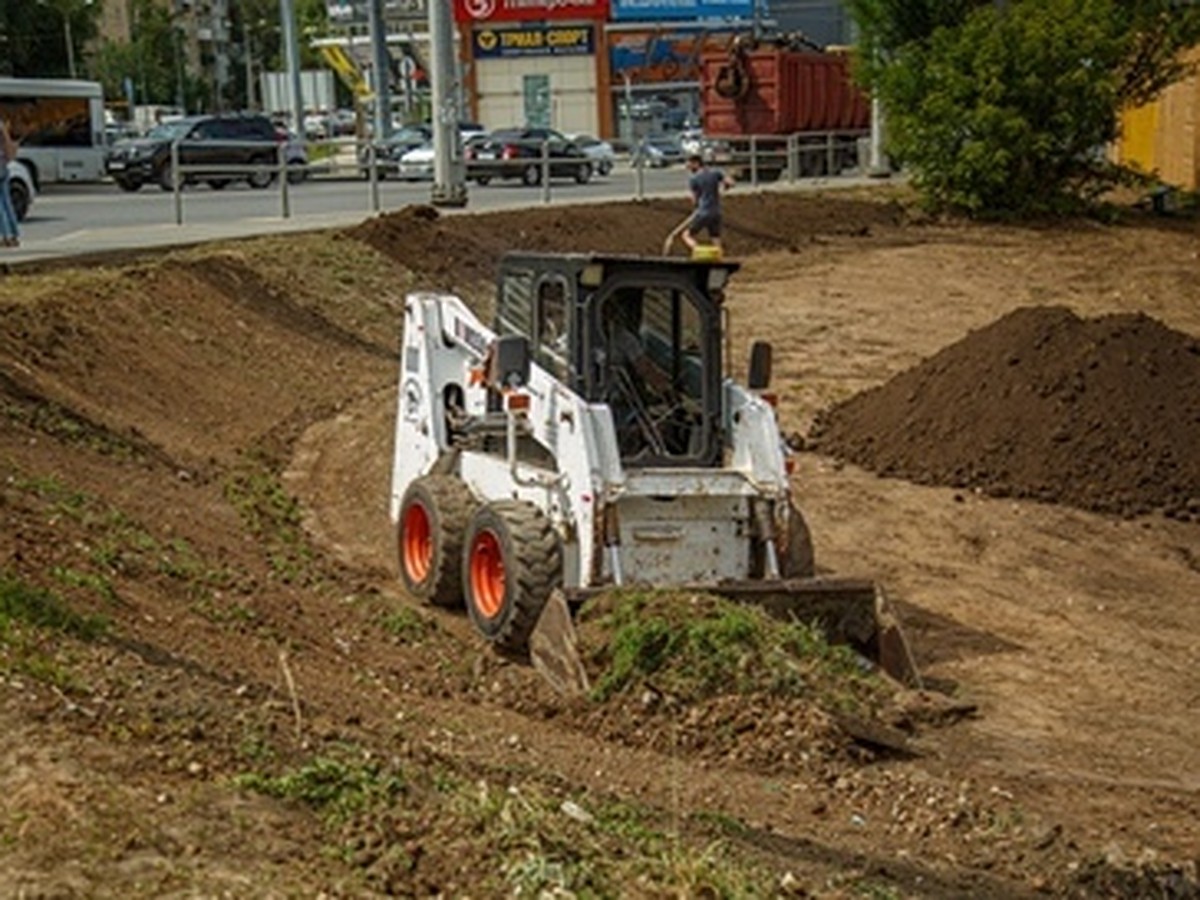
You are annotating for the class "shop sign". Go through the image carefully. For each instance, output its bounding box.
[610,0,752,21]
[454,0,609,24]
[326,0,428,24]
[474,24,595,57]
[608,27,738,84]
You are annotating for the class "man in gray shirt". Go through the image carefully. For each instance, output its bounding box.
[683,154,734,254]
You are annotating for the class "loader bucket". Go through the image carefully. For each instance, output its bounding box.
[714,578,921,687]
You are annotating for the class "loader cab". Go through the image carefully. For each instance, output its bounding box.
[494,252,736,468]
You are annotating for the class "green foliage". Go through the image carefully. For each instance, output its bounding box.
[236,751,406,824]
[455,782,773,897]
[0,0,101,78]
[223,454,318,585]
[848,0,1200,216]
[88,0,209,109]
[0,569,108,641]
[51,566,119,605]
[0,569,108,690]
[379,605,435,643]
[589,590,876,706]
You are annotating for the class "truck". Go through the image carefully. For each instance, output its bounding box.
[699,35,870,179]
[389,251,917,684]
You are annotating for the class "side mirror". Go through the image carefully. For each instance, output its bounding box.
[748,340,772,390]
[490,334,531,388]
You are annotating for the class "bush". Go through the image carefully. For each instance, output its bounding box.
[851,0,1200,216]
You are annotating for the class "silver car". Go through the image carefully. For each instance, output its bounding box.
[567,133,615,176]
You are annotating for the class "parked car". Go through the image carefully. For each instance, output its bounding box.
[7,160,35,222]
[567,133,614,176]
[105,113,282,191]
[396,142,435,181]
[465,127,591,186]
[358,124,432,178]
[395,126,493,181]
[632,133,682,168]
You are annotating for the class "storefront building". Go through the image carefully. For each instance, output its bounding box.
[455,0,610,137]
[453,0,850,140]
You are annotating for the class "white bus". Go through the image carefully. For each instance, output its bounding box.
[0,77,107,187]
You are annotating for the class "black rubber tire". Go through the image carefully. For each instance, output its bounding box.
[9,179,29,221]
[397,476,476,608]
[247,156,275,189]
[521,164,541,187]
[574,162,591,184]
[286,161,308,184]
[474,175,491,186]
[114,177,142,193]
[462,501,562,654]
[158,166,176,191]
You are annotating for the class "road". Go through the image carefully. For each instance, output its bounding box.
[6,165,868,265]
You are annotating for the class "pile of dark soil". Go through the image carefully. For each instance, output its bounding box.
[345,193,908,293]
[811,306,1200,519]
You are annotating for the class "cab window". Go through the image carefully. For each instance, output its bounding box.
[534,276,570,380]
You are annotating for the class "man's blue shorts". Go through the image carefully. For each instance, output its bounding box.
[688,212,722,238]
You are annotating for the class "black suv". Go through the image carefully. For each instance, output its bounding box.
[106,114,281,192]
[465,127,591,186]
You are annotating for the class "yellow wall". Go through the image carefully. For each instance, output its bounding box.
[1116,48,1200,190]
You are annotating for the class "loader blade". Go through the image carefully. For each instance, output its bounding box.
[529,589,591,697]
[715,578,922,688]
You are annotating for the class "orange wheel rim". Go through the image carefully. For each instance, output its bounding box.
[469,529,506,618]
[402,503,432,584]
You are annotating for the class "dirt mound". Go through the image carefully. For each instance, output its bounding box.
[346,192,908,293]
[811,305,1200,518]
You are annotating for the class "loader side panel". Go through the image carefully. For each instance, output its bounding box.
[390,293,488,521]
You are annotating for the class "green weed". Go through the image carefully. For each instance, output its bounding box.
[0,570,108,690]
[379,606,434,643]
[454,782,773,897]
[235,750,406,824]
[223,455,318,585]
[0,569,108,640]
[3,398,141,459]
[588,590,878,710]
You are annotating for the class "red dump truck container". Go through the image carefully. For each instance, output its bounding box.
[700,46,869,137]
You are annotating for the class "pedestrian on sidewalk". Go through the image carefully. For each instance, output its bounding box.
[0,116,20,248]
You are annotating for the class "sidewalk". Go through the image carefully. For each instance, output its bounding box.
[2,210,371,268]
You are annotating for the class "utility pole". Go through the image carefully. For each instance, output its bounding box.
[279,0,305,134]
[367,0,392,141]
[429,0,467,207]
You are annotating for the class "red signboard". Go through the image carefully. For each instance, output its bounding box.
[454,0,608,24]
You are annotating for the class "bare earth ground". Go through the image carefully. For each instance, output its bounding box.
[0,190,1198,897]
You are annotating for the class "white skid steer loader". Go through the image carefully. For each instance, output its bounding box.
[390,252,917,684]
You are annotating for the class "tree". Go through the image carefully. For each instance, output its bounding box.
[848,0,1200,216]
[231,0,329,111]
[88,0,207,111]
[0,0,101,78]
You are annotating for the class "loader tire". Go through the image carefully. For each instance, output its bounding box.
[463,501,562,655]
[397,476,476,608]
